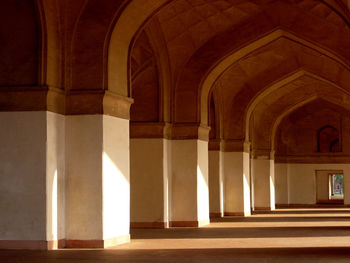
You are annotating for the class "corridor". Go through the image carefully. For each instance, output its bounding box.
[1,208,350,263]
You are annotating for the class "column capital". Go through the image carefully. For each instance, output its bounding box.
[0,85,66,114]
[252,149,275,160]
[208,139,220,151]
[220,140,250,153]
[130,122,210,141]
[0,87,134,119]
[66,90,133,119]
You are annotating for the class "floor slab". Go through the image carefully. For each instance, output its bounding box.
[1,208,350,263]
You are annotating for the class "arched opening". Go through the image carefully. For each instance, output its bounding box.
[317,125,341,153]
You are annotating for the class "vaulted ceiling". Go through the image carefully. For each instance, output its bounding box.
[1,0,350,155]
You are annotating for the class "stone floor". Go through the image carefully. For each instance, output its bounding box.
[1,208,350,262]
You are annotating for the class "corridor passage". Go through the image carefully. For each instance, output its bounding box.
[1,208,350,263]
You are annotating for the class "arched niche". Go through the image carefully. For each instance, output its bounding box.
[317,125,341,153]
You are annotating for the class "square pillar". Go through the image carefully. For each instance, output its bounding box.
[0,111,65,250]
[130,138,169,228]
[252,151,275,211]
[169,139,209,227]
[221,151,251,217]
[65,114,130,248]
[209,148,223,218]
[275,163,289,206]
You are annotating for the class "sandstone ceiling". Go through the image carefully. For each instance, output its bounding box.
[1,0,350,154]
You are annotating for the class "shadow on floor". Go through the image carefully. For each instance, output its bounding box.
[1,247,350,263]
[130,226,350,239]
[253,209,350,215]
[210,216,350,223]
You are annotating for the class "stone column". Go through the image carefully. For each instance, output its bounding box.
[208,140,223,217]
[221,140,251,216]
[252,150,276,211]
[168,125,210,227]
[0,111,65,250]
[274,162,289,206]
[129,123,169,228]
[65,94,132,248]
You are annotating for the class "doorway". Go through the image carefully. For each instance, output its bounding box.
[316,170,344,204]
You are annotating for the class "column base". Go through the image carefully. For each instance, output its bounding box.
[224,211,251,216]
[210,212,223,218]
[169,219,210,227]
[254,206,273,211]
[130,222,168,229]
[0,239,66,250]
[66,235,130,248]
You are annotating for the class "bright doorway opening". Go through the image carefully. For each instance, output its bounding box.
[316,170,344,204]
[329,173,344,201]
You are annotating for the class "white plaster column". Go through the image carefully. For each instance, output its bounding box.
[0,111,65,250]
[170,139,209,227]
[130,138,169,228]
[209,147,223,217]
[274,163,289,206]
[46,112,66,249]
[65,114,130,248]
[252,151,275,211]
[221,141,251,216]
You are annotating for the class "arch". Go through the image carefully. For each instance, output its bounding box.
[271,91,350,151]
[130,30,160,122]
[173,3,350,124]
[272,98,350,156]
[108,0,169,96]
[270,96,318,151]
[144,19,172,122]
[0,0,44,86]
[38,0,64,88]
[245,70,350,143]
[200,30,350,127]
[214,33,350,141]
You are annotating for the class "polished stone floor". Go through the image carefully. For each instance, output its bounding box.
[2,208,350,262]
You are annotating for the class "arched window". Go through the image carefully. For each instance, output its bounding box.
[317,126,341,153]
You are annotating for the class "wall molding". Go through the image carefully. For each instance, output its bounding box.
[0,87,133,119]
[275,154,350,163]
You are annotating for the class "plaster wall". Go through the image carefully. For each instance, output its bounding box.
[275,163,288,204]
[221,152,251,215]
[130,138,168,223]
[66,115,130,242]
[65,115,103,240]
[46,112,65,242]
[252,159,275,209]
[316,170,330,202]
[279,163,350,205]
[102,115,130,240]
[197,140,209,222]
[0,112,47,240]
[209,150,223,215]
[170,140,209,223]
